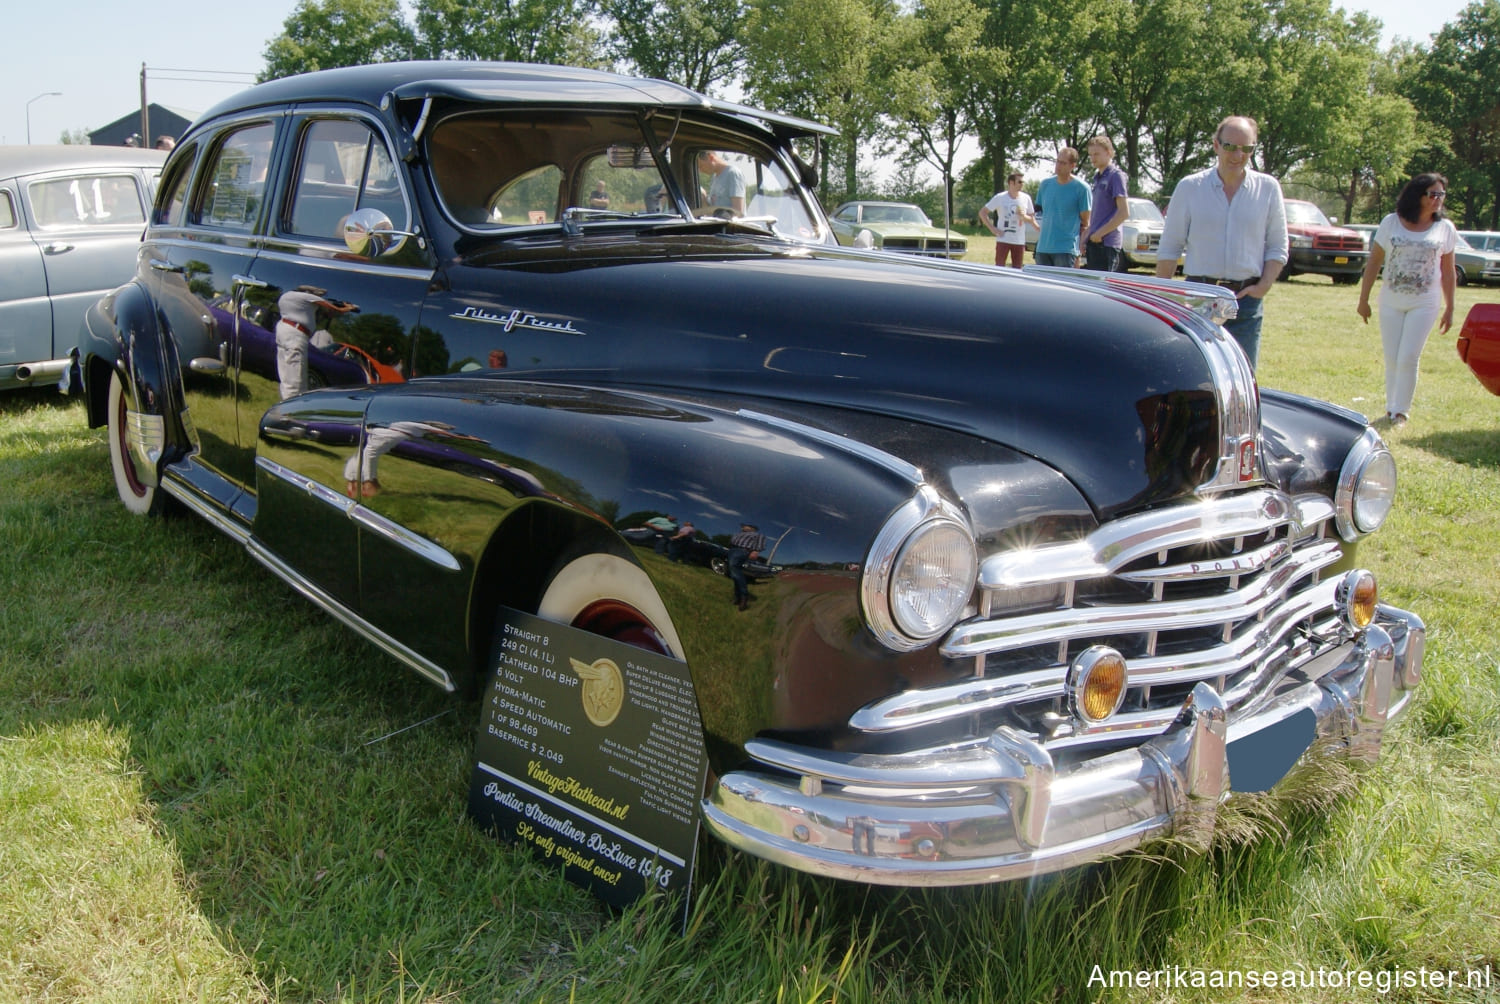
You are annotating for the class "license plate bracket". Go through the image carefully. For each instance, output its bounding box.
[1226,708,1317,792]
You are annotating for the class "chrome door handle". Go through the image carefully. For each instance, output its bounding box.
[232,274,267,289]
[43,242,74,254]
[149,258,184,273]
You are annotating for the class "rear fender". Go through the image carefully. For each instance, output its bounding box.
[78,282,180,452]
[1457,303,1500,396]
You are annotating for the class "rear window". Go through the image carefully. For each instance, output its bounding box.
[27,174,146,228]
[198,123,275,231]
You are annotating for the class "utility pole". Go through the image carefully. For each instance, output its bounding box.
[140,63,150,148]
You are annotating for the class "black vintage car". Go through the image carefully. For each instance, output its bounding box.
[72,62,1423,886]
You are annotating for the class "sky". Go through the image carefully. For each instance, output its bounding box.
[0,0,1475,149]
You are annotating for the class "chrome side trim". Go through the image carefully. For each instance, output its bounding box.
[253,246,435,283]
[737,408,924,485]
[256,457,461,572]
[245,539,456,692]
[350,506,464,572]
[160,474,251,543]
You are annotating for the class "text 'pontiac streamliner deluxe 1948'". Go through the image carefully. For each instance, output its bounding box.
[72,61,1424,886]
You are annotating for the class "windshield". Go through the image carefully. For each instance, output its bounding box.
[426,108,825,242]
[1285,201,1331,227]
[865,204,930,225]
[1127,198,1164,224]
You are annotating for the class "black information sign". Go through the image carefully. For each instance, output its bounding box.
[467,607,709,915]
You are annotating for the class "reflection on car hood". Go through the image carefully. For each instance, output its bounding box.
[447,239,1222,519]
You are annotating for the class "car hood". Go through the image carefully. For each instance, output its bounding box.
[1287,222,1358,237]
[439,237,1226,520]
[859,221,955,238]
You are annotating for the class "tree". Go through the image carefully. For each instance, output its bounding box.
[742,0,897,204]
[413,0,604,65]
[962,0,1096,195]
[1299,43,1423,223]
[1087,0,1231,195]
[260,0,416,80]
[602,0,747,95]
[884,0,985,226]
[1403,0,1500,228]
[1229,0,1380,180]
[58,128,91,145]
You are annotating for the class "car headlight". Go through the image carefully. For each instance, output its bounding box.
[862,487,978,651]
[1335,427,1396,540]
[1289,234,1314,248]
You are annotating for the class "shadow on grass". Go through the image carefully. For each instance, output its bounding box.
[1408,427,1500,469]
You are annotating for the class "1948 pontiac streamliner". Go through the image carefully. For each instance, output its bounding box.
[71,61,1423,886]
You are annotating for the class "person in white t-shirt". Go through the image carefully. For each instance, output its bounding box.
[1356,173,1457,427]
[980,172,1037,268]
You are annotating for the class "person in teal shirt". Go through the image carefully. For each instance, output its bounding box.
[1034,147,1092,267]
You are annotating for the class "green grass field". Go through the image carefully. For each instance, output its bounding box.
[2,275,1498,1003]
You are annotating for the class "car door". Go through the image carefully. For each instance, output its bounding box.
[22,166,152,367]
[146,120,280,507]
[0,183,52,382]
[242,111,434,608]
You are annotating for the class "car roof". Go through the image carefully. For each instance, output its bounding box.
[0,145,166,181]
[196,61,836,141]
[836,201,921,209]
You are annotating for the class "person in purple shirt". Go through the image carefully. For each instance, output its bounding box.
[1084,135,1128,272]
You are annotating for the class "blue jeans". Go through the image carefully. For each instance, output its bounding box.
[728,548,751,604]
[1084,243,1123,272]
[1035,251,1076,268]
[1224,294,1265,368]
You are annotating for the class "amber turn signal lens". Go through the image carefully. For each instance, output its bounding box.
[1336,569,1378,630]
[1069,646,1129,724]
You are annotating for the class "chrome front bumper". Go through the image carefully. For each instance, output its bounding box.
[703,606,1424,886]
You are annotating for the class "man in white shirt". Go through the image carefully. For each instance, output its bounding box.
[1156,116,1288,368]
[698,150,746,216]
[980,172,1036,268]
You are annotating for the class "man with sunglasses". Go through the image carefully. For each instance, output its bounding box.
[1156,116,1288,367]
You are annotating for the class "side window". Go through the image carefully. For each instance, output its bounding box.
[286,118,408,240]
[198,123,275,231]
[487,165,563,225]
[0,190,15,229]
[27,174,146,228]
[154,145,197,226]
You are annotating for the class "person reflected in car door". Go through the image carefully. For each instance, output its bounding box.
[728,523,766,611]
[276,285,357,399]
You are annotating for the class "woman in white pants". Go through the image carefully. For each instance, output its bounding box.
[1355,173,1456,427]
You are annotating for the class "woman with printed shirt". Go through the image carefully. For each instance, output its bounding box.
[1356,173,1457,427]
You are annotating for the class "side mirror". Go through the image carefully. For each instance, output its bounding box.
[344,207,413,257]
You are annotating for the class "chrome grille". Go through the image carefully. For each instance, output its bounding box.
[852,489,1349,748]
[1314,234,1365,252]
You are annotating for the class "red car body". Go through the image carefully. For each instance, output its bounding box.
[1457,303,1500,396]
